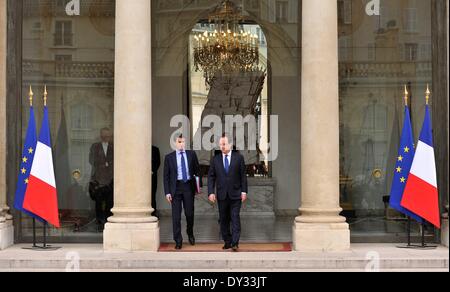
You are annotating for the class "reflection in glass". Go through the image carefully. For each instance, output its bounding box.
[190,21,269,178]
[153,0,300,243]
[21,0,115,241]
[338,0,435,241]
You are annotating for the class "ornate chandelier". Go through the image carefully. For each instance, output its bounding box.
[193,0,260,87]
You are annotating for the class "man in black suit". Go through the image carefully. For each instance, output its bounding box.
[151,145,161,218]
[164,134,200,250]
[208,134,248,251]
[89,127,114,232]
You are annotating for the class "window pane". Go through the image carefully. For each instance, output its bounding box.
[152,0,300,242]
[339,0,435,241]
[21,0,115,241]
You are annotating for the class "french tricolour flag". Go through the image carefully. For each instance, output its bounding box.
[401,104,440,229]
[23,106,60,228]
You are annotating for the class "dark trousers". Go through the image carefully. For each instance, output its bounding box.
[218,197,242,246]
[151,174,158,215]
[95,191,113,224]
[171,181,195,244]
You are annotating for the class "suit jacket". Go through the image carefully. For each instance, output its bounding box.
[152,146,161,175]
[164,150,200,196]
[152,146,161,195]
[89,142,114,185]
[208,151,248,201]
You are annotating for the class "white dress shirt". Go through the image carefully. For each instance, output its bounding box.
[102,142,109,157]
[223,151,232,169]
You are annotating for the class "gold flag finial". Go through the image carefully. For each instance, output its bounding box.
[425,84,431,105]
[43,85,48,106]
[29,85,34,107]
[403,84,409,106]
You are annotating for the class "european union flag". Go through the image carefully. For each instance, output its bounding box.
[13,105,44,222]
[389,105,423,223]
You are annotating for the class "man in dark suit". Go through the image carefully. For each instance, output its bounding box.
[151,145,161,218]
[208,134,248,251]
[164,134,200,250]
[89,127,114,231]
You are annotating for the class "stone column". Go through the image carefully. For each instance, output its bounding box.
[1,0,14,250]
[103,0,159,251]
[293,0,350,251]
[442,0,449,248]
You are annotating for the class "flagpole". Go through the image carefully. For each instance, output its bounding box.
[29,86,37,249]
[42,85,47,249]
[21,85,61,251]
[32,218,37,248]
[44,84,47,107]
[404,85,409,106]
[404,86,413,248]
[29,85,33,107]
[421,223,425,247]
[41,86,60,251]
[407,217,412,246]
[395,85,422,249]
[20,86,36,250]
[415,85,437,250]
[43,222,47,248]
[407,85,437,250]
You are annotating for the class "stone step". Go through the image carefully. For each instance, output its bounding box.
[0,244,448,272]
[0,259,447,272]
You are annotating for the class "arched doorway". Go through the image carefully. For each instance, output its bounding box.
[151,0,301,245]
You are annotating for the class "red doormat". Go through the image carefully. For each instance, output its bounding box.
[159,243,292,252]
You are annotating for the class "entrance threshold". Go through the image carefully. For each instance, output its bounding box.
[159,242,292,252]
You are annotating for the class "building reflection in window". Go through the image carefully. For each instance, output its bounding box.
[189,22,270,178]
[20,0,115,240]
[338,0,435,240]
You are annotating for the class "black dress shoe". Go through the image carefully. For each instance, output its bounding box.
[223,243,232,250]
[188,236,196,246]
[175,243,183,250]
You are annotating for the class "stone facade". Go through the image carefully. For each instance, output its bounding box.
[0,0,14,250]
[159,178,276,217]
[443,206,449,248]
[1,0,448,252]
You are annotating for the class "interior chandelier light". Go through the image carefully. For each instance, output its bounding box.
[193,0,260,87]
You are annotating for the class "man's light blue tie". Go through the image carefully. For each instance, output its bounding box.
[180,152,188,182]
[224,155,230,174]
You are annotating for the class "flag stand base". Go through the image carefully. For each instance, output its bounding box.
[396,243,438,250]
[21,219,61,251]
[21,245,61,251]
[397,219,438,250]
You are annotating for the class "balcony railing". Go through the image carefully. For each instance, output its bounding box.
[23,60,431,81]
[23,0,115,17]
[339,61,432,79]
[23,60,114,79]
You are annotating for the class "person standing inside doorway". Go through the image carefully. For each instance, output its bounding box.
[89,127,114,232]
[151,145,161,218]
[164,134,200,250]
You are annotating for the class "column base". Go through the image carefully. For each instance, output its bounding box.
[0,220,14,250]
[103,222,160,251]
[442,217,449,248]
[293,222,350,251]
